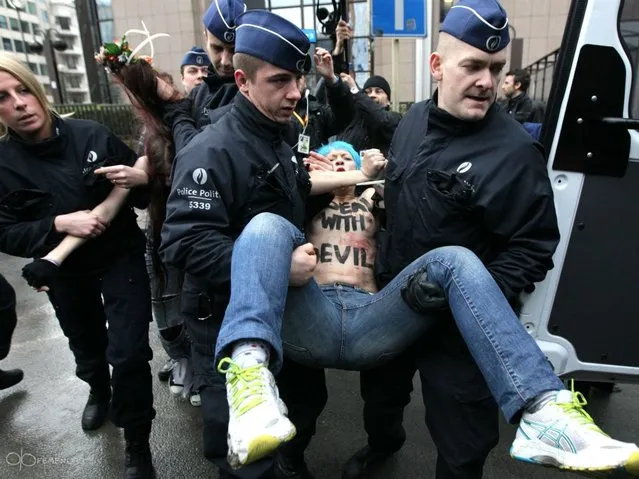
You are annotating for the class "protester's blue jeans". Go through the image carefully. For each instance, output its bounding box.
[215,213,564,422]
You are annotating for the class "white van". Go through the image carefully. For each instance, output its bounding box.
[522,0,639,385]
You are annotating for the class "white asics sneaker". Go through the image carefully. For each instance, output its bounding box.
[510,388,639,475]
[218,358,296,469]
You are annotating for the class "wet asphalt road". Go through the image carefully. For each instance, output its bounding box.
[1,252,639,479]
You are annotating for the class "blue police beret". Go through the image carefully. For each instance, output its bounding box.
[440,0,510,53]
[181,46,211,68]
[235,10,311,74]
[203,0,246,44]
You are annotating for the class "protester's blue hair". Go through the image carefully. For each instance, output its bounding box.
[315,141,361,169]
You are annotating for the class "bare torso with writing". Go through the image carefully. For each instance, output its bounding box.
[307,188,378,293]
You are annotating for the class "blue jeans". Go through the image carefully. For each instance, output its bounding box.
[216,213,564,422]
[145,242,189,360]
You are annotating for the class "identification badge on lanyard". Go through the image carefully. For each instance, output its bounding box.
[298,134,311,154]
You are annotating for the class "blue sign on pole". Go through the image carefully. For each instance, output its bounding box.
[302,29,317,43]
[371,0,427,38]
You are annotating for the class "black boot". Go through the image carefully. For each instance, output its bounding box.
[0,368,23,390]
[274,450,315,479]
[123,423,155,479]
[341,446,396,479]
[81,390,111,431]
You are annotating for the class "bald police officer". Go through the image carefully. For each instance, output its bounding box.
[346,1,557,477]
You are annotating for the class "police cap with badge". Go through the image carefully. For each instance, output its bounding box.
[181,46,211,68]
[234,9,312,75]
[203,0,246,44]
[440,0,509,53]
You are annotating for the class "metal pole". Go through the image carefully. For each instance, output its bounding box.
[414,0,433,102]
[16,8,30,65]
[11,5,30,65]
[392,38,400,111]
[49,35,64,104]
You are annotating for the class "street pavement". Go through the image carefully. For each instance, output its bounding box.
[1,253,638,479]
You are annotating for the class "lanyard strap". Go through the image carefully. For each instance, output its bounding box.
[293,111,308,128]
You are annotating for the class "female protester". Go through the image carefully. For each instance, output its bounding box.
[0,54,156,479]
[0,272,22,390]
[96,40,197,406]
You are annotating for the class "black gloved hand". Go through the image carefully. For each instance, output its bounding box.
[401,268,448,314]
[22,259,59,289]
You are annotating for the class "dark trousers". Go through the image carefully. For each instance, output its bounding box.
[46,251,155,428]
[360,322,499,479]
[0,273,17,361]
[185,284,327,478]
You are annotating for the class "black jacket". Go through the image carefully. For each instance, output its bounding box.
[287,79,356,160]
[500,92,535,123]
[380,96,560,302]
[164,72,238,153]
[159,93,311,309]
[0,117,146,274]
[339,92,403,154]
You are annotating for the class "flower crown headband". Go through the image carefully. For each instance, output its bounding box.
[96,21,169,70]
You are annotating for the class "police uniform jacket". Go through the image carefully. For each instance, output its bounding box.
[0,117,147,274]
[380,95,560,302]
[339,92,403,155]
[164,71,238,153]
[159,92,311,310]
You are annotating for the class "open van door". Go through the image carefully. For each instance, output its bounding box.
[522,0,639,384]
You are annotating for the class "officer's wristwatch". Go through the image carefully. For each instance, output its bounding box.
[350,86,359,94]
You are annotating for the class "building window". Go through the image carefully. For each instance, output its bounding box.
[56,16,71,30]
[31,22,38,34]
[0,15,7,30]
[39,63,48,76]
[41,10,49,23]
[2,37,12,51]
[60,35,74,48]
[268,0,301,6]
[14,39,24,52]
[20,20,30,34]
[65,75,81,88]
[9,17,19,32]
[27,1,37,14]
[269,0,372,89]
[65,55,78,69]
[68,93,86,104]
[28,62,38,74]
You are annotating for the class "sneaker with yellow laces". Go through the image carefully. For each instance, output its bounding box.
[218,358,296,469]
[510,387,639,475]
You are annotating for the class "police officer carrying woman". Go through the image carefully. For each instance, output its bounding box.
[0,54,156,479]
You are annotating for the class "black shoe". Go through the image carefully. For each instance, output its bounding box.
[341,446,395,479]
[81,391,110,431]
[123,440,155,479]
[274,450,316,479]
[157,358,177,382]
[0,368,23,390]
